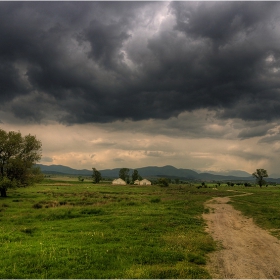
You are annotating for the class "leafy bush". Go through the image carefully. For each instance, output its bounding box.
[0,177,17,192]
[157,178,169,187]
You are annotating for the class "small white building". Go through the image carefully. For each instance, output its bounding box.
[139,179,152,185]
[112,178,127,185]
[134,180,140,185]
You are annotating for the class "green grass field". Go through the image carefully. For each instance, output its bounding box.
[0,179,280,278]
[229,186,280,239]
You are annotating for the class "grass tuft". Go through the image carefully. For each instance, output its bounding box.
[20,227,37,235]
[150,198,161,203]
[80,208,104,215]
[187,253,206,265]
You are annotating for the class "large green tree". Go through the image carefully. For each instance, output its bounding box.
[119,168,130,183]
[0,129,42,197]
[92,168,102,183]
[132,169,140,182]
[252,169,268,187]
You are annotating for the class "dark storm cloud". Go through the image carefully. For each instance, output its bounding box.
[83,19,131,70]
[172,2,276,45]
[1,2,280,125]
[237,123,275,140]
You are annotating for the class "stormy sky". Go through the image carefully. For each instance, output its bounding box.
[1,1,280,176]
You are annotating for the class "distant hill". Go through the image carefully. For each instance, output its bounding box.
[36,164,92,176]
[202,170,252,177]
[268,173,280,179]
[37,164,261,182]
[138,165,198,179]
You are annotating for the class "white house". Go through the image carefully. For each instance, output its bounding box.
[139,179,152,185]
[134,179,140,185]
[112,178,127,185]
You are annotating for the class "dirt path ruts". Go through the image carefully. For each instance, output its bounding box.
[203,192,280,279]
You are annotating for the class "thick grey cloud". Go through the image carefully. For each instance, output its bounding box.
[172,2,276,45]
[1,1,280,126]
[237,122,276,140]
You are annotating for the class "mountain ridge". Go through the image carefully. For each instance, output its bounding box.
[37,164,263,181]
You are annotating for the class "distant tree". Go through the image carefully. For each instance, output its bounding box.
[0,129,42,197]
[252,169,268,188]
[92,168,102,183]
[132,169,140,182]
[157,178,169,187]
[119,168,130,182]
[175,178,180,184]
[78,176,84,182]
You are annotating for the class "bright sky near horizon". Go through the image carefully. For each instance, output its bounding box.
[1,2,280,176]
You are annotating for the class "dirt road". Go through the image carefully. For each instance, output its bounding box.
[203,192,280,279]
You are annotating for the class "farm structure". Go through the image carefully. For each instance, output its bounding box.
[112,178,127,185]
[134,179,152,185]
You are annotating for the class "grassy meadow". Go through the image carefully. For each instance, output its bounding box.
[229,186,280,239]
[0,178,280,278]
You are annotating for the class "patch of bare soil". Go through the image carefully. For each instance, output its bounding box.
[203,193,280,279]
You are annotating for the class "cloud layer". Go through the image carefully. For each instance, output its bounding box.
[1,2,280,175]
[1,2,280,125]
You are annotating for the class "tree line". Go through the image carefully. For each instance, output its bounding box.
[92,167,143,184]
[91,167,270,187]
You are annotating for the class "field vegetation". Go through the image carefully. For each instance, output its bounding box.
[1,178,280,278]
[229,186,280,239]
[0,178,234,279]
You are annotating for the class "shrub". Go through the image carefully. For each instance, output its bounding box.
[157,178,169,187]
[33,203,43,209]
